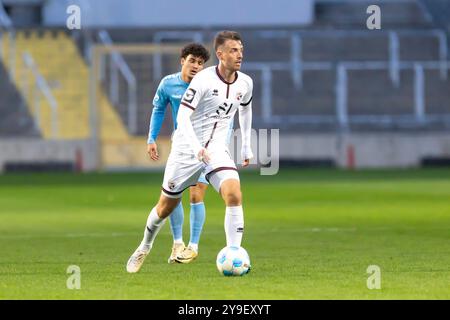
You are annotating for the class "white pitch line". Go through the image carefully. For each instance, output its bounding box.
[0,232,137,240]
[0,228,352,240]
[0,228,357,240]
[1,226,448,240]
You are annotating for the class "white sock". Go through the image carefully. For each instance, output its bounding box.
[224,206,244,247]
[174,239,184,245]
[139,207,166,251]
[188,242,198,252]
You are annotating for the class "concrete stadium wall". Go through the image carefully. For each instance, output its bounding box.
[1,132,449,172]
[280,132,450,169]
[0,139,98,173]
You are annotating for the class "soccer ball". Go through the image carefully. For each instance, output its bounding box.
[216,246,251,276]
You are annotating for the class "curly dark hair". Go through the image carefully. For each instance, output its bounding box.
[180,43,210,62]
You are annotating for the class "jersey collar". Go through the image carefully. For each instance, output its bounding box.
[178,72,190,86]
[215,66,238,85]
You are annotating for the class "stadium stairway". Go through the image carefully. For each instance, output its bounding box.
[0,61,40,137]
[1,30,163,168]
[103,51,180,136]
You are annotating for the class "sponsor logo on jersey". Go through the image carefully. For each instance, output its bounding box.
[183,88,197,103]
[206,114,232,120]
[215,102,233,116]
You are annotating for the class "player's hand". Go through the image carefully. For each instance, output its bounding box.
[147,143,159,161]
[197,148,210,164]
[241,146,253,168]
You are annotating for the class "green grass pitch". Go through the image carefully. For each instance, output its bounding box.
[0,168,449,299]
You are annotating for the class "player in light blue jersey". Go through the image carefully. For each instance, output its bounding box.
[147,43,211,264]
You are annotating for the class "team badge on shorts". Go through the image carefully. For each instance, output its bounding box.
[168,181,176,190]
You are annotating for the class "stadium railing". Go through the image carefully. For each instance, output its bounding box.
[252,29,448,88]
[97,30,138,134]
[105,28,446,131]
[152,31,205,81]
[21,51,59,138]
[335,60,450,129]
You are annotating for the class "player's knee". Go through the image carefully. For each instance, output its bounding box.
[190,193,202,203]
[222,189,242,206]
[189,184,207,203]
[189,189,203,203]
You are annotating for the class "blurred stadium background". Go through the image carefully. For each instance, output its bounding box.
[0,0,449,172]
[1,0,449,300]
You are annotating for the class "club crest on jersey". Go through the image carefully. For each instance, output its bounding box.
[168,181,176,190]
[236,92,243,101]
[183,88,197,103]
[212,89,219,96]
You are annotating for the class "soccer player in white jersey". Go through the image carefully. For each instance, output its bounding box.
[127,30,253,273]
[147,44,211,264]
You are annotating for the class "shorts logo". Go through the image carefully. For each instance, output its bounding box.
[183,88,197,103]
[236,92,243,101]
[237,227,244,233]
[168,181,176,190]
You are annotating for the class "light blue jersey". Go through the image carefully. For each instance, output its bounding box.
[148,72,189,144]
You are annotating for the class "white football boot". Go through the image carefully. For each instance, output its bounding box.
[168,242,186,264]
[126,247,150,273]
[175,246,198,264]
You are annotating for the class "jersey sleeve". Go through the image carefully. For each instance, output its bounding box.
[180,74,204,111]
[148,79,170,144]
[239,77,254,160]
[240,77,253,107]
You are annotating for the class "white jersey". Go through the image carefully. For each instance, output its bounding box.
[172,66,253,153]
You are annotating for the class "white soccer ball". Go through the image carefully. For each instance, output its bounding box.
[216,246,251,276]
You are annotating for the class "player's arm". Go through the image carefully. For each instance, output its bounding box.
[147,80,169,160]
[239,79,254,167]
[177,80,209,163]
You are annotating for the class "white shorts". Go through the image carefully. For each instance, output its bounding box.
[162,147,239,198]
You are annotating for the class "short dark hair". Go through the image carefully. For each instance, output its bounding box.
[180,43,210,62]
[214,31,243,51]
